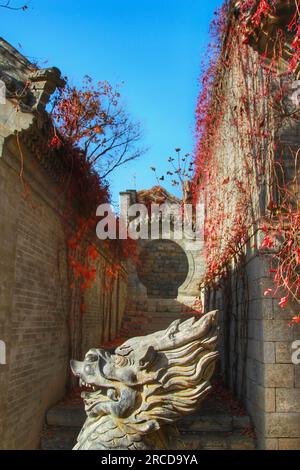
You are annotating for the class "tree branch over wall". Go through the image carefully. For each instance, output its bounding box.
[50,76,146,181]
[0,1,27,10]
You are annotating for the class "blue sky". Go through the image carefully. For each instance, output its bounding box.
[1,0,223,205]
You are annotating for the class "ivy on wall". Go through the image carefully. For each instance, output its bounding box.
[192,0,300,325]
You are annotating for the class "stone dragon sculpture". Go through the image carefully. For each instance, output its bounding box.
[71,310,219,450]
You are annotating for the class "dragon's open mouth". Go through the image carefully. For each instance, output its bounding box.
[70,351,116,393]
[81,385,119,416]
[79,378,98,391]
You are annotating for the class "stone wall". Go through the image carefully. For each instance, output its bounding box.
[0,40,128,450]
[0,123,127,452]
[208,234,300,450]
[137,239,189,298]
[200,17,300,449]
[121,189,206,300]
[120,189,205,337]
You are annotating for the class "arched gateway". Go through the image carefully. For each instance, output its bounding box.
[137,239,189,299]
[120,187,206,336]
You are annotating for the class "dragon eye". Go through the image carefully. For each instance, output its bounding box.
[84,364,95,375]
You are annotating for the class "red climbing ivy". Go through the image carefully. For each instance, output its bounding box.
[47,77,140,314]
[192,1,300,325]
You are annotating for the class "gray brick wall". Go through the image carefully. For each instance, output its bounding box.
[201,35,300,449]
[0,137,128,449]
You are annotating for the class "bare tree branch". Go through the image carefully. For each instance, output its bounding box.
[102,147,147,179]
[51,78,146,180]
[0,1,28,10]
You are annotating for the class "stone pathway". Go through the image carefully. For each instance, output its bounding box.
[41,382,256,450]
[120,296,200,337]
[41,296,256,450]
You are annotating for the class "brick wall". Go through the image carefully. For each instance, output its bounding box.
[0,65,128,451]
[209,236,300,449]
[137,239,189,298]
[0,133,128,449]
[200,25,300,449]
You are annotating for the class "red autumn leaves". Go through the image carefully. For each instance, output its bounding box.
[261,223,300,326]
[251,0,274,28]
[49,135,62,149]
[51,77,110,145]
[288,6,300,74]
[261,235,274,250]
[67,218,99,297]
[235,0,300,78]
[67,217,136,314]
[193,3,300,327]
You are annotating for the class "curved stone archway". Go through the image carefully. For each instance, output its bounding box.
[122,188,205,305]
[137,239,189,299]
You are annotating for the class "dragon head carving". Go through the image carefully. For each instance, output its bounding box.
[71,311,219,450]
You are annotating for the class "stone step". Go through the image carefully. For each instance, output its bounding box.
[178,414,232,433]
[45,404,250,434]
[46,403,85,428]
[177,413,250,433]
[178,431,256,450]
[42,407,255,450]
[42,385,256,450]
[126,310,195,317]
[41,426,80,450]
[41,426,255,451]
[130,299,200,311]
[47,404,85,428]
[147,313,194,324]
[121,311,197,337]
[148,309,196,316]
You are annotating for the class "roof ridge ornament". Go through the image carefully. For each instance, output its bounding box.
[28,67,65,111]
